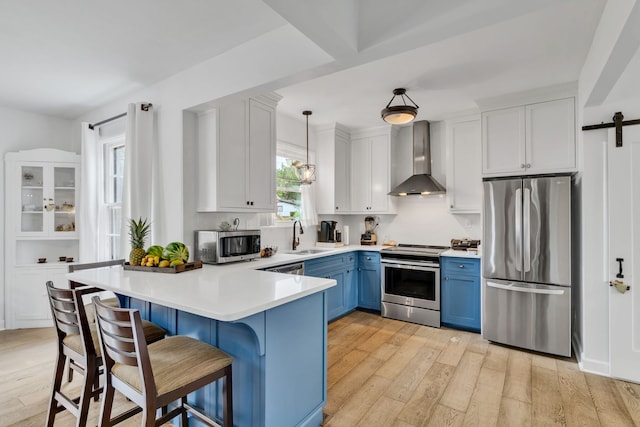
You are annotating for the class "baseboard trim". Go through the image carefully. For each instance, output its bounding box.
[579,355,610,377]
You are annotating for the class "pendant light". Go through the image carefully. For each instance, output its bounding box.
[381,88,419,125]
[296,110,316,185]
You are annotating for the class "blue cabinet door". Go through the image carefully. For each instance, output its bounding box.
[441,257,481,332]
[357,252,381,311]
[305,254,355,321]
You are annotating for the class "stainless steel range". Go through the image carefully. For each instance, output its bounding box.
[380,244,449,328]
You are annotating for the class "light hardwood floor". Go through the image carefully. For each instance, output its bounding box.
[1,311,639,426]
[323,311,640,427]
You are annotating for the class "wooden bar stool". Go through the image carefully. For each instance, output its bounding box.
[92,296,233,427]
[45,281,166,427]
[66,259,133,384]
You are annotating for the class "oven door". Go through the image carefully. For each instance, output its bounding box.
[381,260,440,311]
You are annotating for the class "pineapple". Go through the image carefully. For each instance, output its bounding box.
[128,217,150,266]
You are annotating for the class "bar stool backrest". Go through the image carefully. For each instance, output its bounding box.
[93,297,157,402]
[46,281,95,356]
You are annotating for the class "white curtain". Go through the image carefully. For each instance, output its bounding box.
[120,103,156,256]
[78,123,101,262]
[300,183,318,228]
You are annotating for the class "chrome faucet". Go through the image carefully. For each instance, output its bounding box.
[292,220,304,250]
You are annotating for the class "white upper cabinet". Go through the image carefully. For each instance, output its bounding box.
[316,124,350,214]
[197,94,280,212]
[446,116,482,213]
[482,97,576,176]
[349,128,394,214]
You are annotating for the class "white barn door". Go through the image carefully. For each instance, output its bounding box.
[609,126,640,382]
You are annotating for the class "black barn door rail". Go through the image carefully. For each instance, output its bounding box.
[582,111,640,147]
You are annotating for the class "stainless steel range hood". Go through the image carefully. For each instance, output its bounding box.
[388,120,446,196]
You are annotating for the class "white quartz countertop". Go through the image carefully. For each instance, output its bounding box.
[65,245,386,322]
[441,248,482,259]
[66,265,336,322]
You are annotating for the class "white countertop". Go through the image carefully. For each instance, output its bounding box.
[441,248,482,259]
[67,265,336,322]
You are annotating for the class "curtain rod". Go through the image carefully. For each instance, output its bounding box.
[88,112,127,130]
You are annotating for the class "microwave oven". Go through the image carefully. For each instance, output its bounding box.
[194,230,261,264]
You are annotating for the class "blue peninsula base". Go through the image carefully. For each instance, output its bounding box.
[118,291,328,427]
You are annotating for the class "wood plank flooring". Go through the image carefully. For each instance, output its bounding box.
[323,310,640,427]
[1,310,640,426]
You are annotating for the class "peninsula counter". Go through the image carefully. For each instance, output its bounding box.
[67,265,336,427]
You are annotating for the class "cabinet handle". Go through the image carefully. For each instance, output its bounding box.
[250,201,254,206]
[445,276,448,280]
[336,206,339,210]
[246,201,250,205]
[459,265,464,268]
[520,163,525,169]
[366,257,371,260]
[526,163,531,168]
[325,275,331,279]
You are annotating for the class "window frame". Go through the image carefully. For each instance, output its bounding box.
[275,140,313,224]
[99,134,125,260]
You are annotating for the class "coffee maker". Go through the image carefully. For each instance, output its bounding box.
[360,216,378,245]
[318,220,337,242]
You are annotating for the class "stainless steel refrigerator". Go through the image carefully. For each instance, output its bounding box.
[482,175,572,357]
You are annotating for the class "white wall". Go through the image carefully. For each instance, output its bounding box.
[73,25,332,246]
[0,106,74,329]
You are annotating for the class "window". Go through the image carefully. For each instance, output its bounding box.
[275,154,302,222]
[275,141,310,223]
[97,121,126,260]
[103,140,124,259]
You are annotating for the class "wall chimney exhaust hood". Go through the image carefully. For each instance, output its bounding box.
[388,120,446,196]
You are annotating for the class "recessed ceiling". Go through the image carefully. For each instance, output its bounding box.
[0,0,606,124]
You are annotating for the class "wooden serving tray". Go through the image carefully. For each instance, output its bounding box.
[123,260,203,274]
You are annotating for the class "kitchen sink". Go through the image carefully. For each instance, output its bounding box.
[284,249,331,255]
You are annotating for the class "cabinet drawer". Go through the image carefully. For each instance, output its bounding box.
[441,257,480,276]
[358,252,380,269]
[305,254,348,276]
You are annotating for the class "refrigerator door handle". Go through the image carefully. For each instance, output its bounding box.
[523,187,531,272]
[515,188,522,272]
[487,281,565,295]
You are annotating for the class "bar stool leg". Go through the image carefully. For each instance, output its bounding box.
[46,352,66,427]
[223,365,233,427]
[98,382,115,427]
[77,359,97,427]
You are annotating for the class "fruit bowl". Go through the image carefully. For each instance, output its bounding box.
[260,246,278,258]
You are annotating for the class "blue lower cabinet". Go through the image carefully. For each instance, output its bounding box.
[357,252,381,311]
[441,257,481,332]
[305,254,356,321]
[122,292,327,427]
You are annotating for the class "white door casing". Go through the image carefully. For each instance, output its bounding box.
[608,126,640,382]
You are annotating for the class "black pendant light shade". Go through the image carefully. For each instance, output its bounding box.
[381,88,419,125]
[295,110,316,185]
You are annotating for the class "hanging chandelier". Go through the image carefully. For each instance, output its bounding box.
[381,88,419,125]
[295,110,316,185]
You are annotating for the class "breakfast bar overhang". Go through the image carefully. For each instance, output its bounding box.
[67,265,336,427]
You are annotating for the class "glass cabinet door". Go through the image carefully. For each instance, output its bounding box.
[53,167,76,234]
[20,166,44,233]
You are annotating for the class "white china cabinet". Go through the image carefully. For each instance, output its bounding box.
[5,149,80,329]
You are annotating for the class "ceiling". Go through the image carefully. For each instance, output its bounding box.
[0,0,609,128]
